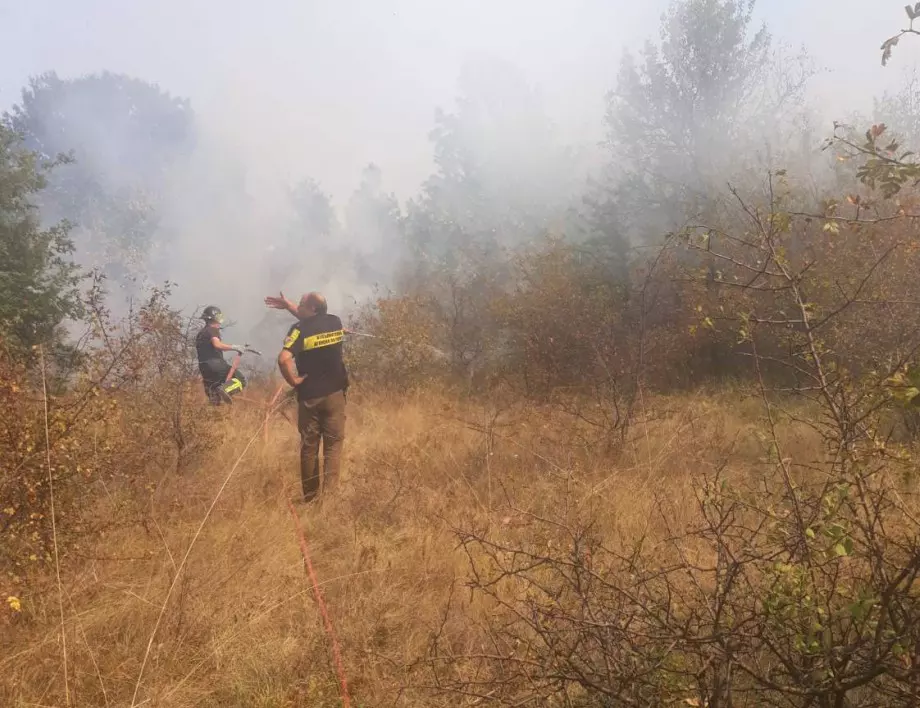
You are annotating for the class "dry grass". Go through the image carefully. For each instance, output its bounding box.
[0,384,820,707]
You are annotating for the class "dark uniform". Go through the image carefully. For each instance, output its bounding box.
[282,313,349,500]
[196,326,245,405]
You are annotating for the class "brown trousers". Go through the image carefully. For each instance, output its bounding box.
[297,390,346,501]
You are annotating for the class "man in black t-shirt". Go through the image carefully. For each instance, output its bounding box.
[271,292,348,502]
[196,305,247,405]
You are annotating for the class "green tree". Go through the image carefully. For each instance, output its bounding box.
[0,124,82,354]
[5,71,194,288]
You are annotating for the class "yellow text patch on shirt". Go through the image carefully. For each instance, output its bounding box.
[283,328,301,349]
[302,329,344,350]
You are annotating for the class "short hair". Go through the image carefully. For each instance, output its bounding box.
[301,292,328,315]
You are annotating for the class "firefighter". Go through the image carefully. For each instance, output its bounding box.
[196,305,247,405]
[269,292,349,502]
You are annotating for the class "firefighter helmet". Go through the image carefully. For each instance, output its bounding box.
[201,305,224,324]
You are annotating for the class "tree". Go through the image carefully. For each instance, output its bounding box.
[280,176,339,273]
[394,58,583,362]
[873,69,920,149]
[344,163,404,287]
[0,124,82,354]
[601,0,813,239]
[408,57,580,259]
[289,178,337,243]
[249,177,340,347]
[4,71,195,289]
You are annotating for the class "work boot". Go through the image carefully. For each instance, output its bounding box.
[219,377,244,404]
[294,493,318,507]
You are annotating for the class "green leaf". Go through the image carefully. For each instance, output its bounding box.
[834,543,849,557]
[848,597,877,622]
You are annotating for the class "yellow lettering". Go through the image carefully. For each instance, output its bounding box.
[302,330,344,350]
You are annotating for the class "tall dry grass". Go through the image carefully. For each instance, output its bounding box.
[0,382,802,707]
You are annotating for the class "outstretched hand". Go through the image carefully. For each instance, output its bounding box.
[264,291,291,310]
[265,291,299,318]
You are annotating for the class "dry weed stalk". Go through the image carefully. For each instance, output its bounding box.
[39,343,69,707]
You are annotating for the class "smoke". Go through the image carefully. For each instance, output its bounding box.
[3,0,920,359]
[157,129,388,355]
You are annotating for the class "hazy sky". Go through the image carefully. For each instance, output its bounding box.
[2,0,919,202]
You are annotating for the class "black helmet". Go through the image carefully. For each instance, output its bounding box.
[201,305,224,324]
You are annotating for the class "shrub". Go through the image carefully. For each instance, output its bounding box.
[1,281,215,595]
